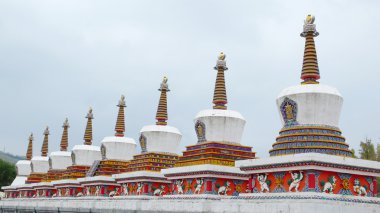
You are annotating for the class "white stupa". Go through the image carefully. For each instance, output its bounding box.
[194,52,245,144]
[139,77,182,154]
[100,95,136,161]
[10,134,34,186]
[269,15,352,157]
[30,127,50,174]
[49,118,72,171]
[71,108,101,167]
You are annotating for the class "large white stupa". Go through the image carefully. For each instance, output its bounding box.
[269,15,352,157]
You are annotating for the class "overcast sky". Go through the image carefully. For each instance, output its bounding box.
[0,1,379,158]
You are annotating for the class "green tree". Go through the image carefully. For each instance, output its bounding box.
[359,138,376,160]
[377,143,380,161]
[0,159,16,189]
[350,148,357,158]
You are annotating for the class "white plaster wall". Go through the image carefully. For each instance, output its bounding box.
[31,156,49,173]
[1,194,379,213]
[277,84,343,127]
[49,151,72,170]
[140,125,182,154]
[195,109,245,144]
[15,160,31,176]
[101,136,136,160]
[72,145,101,166]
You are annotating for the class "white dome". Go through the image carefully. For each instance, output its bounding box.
[71,145,101,166]
[140,125,182,154]
[194,109,246,144]
[100,136,137,160]
[276,84,343,127]
[49,151,72,170]
[31,156,49,173]
[15,160,31,176]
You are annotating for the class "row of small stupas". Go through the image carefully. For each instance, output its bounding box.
[2,15,380,199]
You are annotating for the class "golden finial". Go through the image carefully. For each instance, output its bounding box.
[305,14,315,24]
[218,52,226,61]
[86,107,94,119]
[63,118,70,128]
[43,126,50,135]
[29,133,34,141]
[118,95,126,107]
[159,76,170,91]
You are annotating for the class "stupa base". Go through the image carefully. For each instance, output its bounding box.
[162,164,250,196]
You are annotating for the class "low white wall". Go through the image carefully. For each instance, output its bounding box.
[1,193,379,213]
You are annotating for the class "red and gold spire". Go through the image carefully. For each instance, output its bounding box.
[26,133,33,160]
[83,107,94,145]
[156,77,170,126]
[41,127,49,157]
[213,52,228,110]
[115,95,126,137]
[60,118,69,151]
[300,15,320,84]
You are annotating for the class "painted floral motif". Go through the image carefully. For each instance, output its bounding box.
[342,179,350,190]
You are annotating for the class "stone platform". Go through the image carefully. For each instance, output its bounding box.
[1,193,379,213]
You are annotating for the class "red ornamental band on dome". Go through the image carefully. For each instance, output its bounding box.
[300,15,320,84]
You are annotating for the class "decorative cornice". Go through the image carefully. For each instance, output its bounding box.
[240,160,380,174]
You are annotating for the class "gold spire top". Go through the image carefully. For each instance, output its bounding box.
[213,52,228,110]
[218,52,226,60]
[60,118,69,151]
[83,107,93,145]
[115,95,126,137]
[26,133,33,160]
[156,76,170,125]
[300,14,320,84]
[41,126,49,157]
